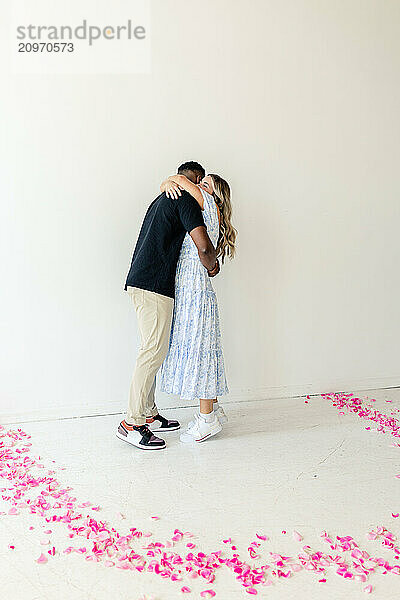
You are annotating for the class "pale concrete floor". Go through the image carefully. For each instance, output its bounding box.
[1,389,400,600]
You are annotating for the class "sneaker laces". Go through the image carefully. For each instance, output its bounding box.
[137,425,154,441]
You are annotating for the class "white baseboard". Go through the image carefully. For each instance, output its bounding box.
[1,375,399,425]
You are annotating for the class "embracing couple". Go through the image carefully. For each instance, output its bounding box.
[116,161,237,450]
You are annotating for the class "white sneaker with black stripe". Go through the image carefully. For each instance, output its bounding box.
[180,413,222,444]
[116,420,166,450]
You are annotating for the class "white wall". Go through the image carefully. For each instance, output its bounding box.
[1,0,400,423]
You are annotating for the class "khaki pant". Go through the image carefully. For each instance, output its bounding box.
[126,286,174,426]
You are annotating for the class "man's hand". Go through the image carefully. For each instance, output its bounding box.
[207,259,220,278]
[164,180,183,200]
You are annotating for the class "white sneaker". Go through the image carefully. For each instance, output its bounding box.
[180,413,222,444]
[214,405,228,424]
[187,405,228,429]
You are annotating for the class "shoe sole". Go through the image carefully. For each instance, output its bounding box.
[116,431,166,450]
[180,423,223,444]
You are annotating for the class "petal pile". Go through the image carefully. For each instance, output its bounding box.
[1,393,399,597]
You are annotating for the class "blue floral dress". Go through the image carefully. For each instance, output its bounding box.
[160,189,229,401]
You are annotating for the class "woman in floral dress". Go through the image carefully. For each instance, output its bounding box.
[159,173,237,443]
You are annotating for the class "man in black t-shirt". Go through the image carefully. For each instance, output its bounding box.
[117,161,219,451]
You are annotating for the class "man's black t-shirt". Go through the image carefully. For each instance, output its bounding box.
[124,191,205,298]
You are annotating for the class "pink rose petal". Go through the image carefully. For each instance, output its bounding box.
[246,589,258,595]
[181,587,191,593]
[392,513,399,518]
[200,591,216,599]
[292,530,303,542]
[36,553,48,564]
[364,585,373,593]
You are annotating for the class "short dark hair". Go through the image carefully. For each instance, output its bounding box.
[177,161,205,181]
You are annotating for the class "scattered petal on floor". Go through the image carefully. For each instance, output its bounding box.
[364,584,373,593]
[293,530,303,542]
[36,553,48,564]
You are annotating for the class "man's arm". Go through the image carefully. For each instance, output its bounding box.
[189,225,219,275]
[176,193,219,276]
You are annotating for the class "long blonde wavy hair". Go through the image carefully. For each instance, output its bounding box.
[209,174,237,263]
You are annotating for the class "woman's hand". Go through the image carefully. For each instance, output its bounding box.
[160,178,183,199]
[165,174,205,209]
